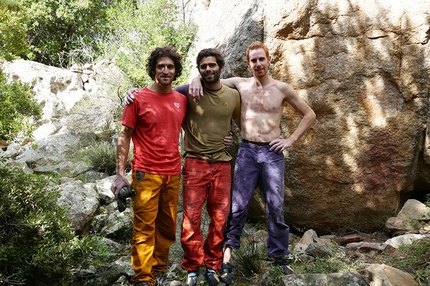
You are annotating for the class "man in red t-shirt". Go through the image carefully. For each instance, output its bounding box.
[110,46,188,286]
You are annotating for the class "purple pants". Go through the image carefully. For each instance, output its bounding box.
[224,140,290,258]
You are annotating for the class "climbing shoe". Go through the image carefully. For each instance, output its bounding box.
[273,258,294,275]
[219,262,237,285]
[117,185,135,212]
[204,268,219,286]
[186,270,199,286]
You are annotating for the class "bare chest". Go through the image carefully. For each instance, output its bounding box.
[240,85,284,114]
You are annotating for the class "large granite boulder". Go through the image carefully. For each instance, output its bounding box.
[181,0,430,233]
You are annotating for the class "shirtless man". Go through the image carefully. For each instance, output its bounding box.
[189,41,316,283]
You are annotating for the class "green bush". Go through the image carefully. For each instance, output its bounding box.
[0,156,111,285]
[0,71,42,143]
[20,0,110,67]
[392,238,430,285]
[15,0,196,71]
[98,0,196,87]
[86,141,132,176]
[0,0,30,60]
[0,156,75,284]
[233,227,267,277]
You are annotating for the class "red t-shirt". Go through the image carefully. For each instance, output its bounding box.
[121,87,187,175]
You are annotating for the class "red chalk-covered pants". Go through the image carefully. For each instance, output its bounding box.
[180,158,231,271]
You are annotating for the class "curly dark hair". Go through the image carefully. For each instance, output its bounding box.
[146,46,183,81]
[196,48,225,69]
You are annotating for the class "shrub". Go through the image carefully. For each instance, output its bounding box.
[392,236,430,285]
[0,71,42,143]
[233,226,267,277]
[0,156,111,285]
[0,0,30,60]
[0,155,75,284]
[98,0,196,87]
[86,141,132,175]
[20,0,110,67]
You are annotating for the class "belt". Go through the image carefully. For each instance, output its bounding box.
[242,139,271,146]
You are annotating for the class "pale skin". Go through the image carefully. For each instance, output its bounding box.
[110,57,177,198]
[190,47,316,262]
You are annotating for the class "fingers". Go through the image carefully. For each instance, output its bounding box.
[269,139,285,153]
[110,175,129,199]
[124,88,137,105]
[110,182,120,198]
[125,93,135,105]
[189,86,204,99]
[223,134,233,148]
[270,138,295,153]
[270,145,283,153]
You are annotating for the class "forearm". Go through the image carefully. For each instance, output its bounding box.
[111,126,133,197]
[288,110,316,142]
[115,127,132,175]
[174,84,189,96]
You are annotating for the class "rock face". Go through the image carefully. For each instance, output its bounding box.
[2,0,430,234]
[2,59,129,141]
[179,0,430,233]
[2,1,430,284]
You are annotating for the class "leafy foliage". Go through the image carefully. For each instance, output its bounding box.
[302,255,351,274]
[2,0,196,82]
[86,141,131,175]
[19,0,110,67]
[0,156,113,285]
[0,71,42,143]
[98,0,196,87]
[388,238,430,285]
[0,0,30,60]
[235,238,266,277]
[8,0,197,73]
[0,156,75,284]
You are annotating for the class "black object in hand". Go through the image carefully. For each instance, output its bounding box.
[117,186,135,212]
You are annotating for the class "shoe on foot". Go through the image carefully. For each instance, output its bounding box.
[204,268,219,286]
[273,258,294,275]
[186,271,199,286]
[219,262,237,285]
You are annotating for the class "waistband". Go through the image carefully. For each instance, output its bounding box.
[242,139,271,146]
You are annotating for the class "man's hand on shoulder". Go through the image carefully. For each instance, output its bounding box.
[189,76,204,99]
[124,88,139,105]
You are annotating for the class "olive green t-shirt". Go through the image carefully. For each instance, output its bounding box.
[184,85,240,162]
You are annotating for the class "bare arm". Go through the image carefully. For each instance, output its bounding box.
[270,84,316,153]
[232,92,241,129]
[189,76,243,98]
[220,77,241,89]
[110,125,133,198]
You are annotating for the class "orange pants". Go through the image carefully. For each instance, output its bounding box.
[180,158,231,271]
[130,171,180,285]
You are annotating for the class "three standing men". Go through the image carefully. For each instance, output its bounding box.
[112,41,316,286]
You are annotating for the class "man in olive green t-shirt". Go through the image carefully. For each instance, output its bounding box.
[179,48,240,286]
